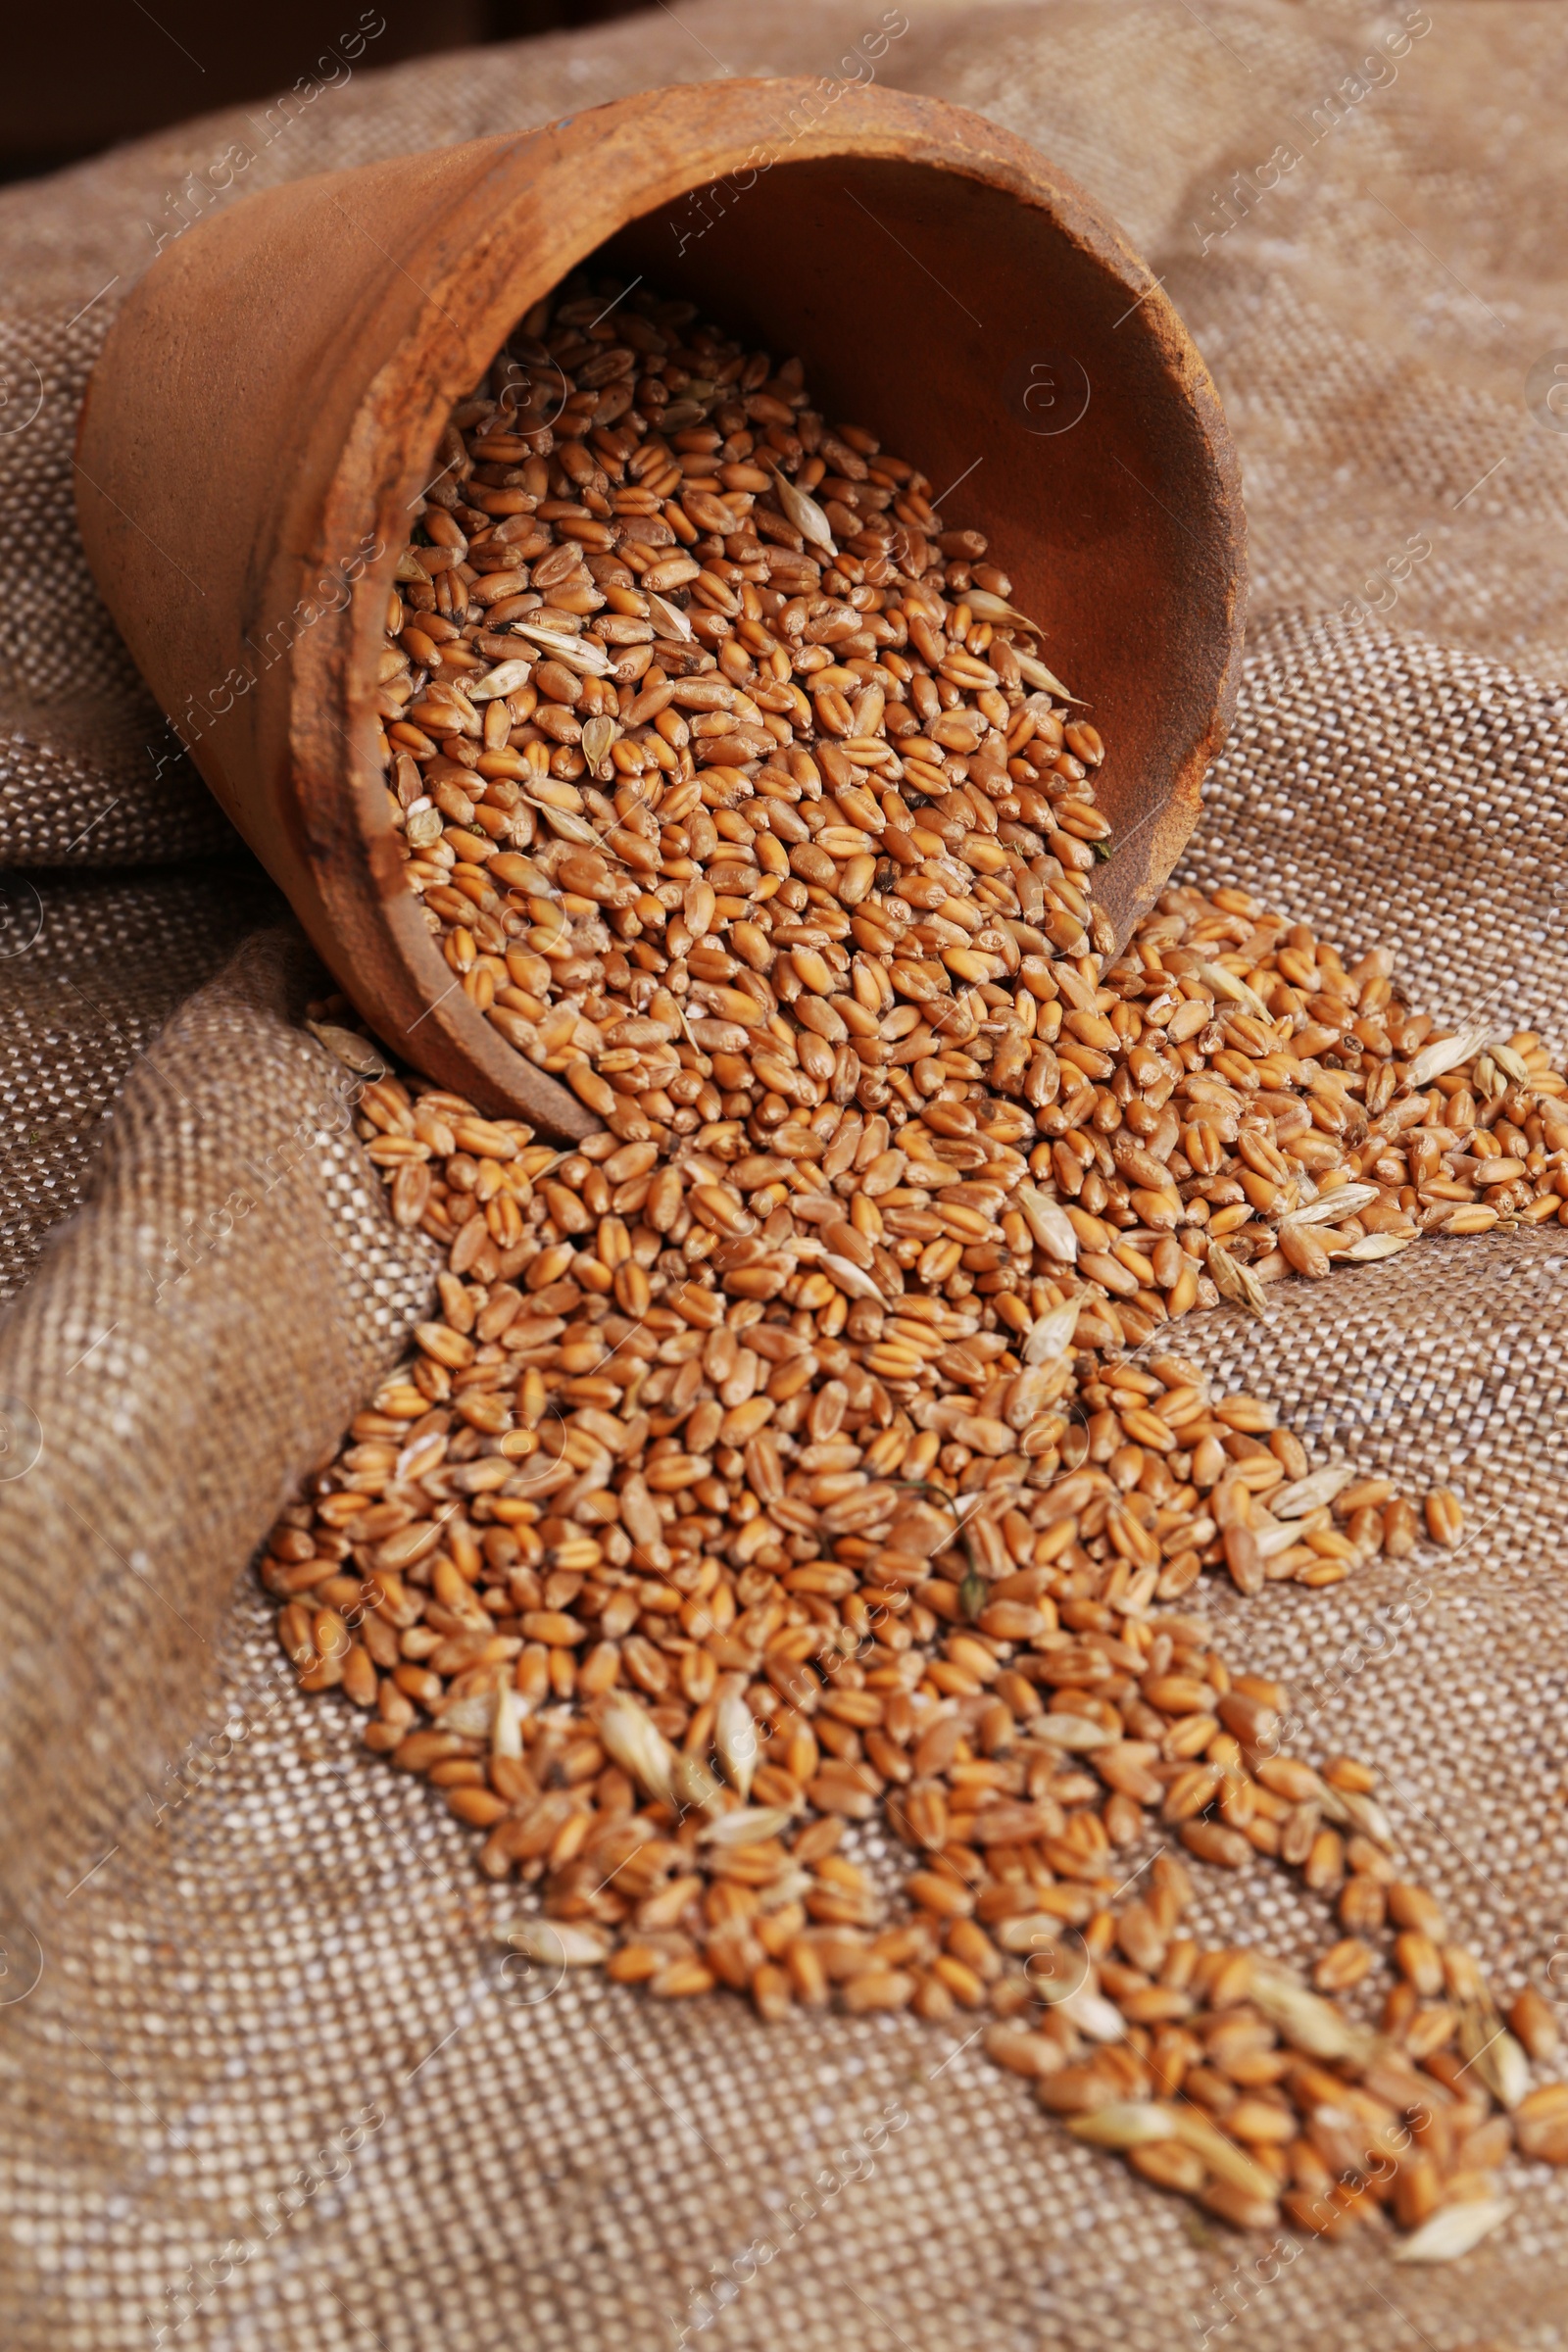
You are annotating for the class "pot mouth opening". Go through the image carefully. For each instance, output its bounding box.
[339,125,1238,1115]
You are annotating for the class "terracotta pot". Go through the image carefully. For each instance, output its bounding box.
[76,75,1245,1139]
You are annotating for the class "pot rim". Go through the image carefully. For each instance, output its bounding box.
[289,75,1243,1117]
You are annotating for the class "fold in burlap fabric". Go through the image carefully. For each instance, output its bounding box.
[2,8,1567,2348]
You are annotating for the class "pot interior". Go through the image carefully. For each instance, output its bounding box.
[564,151,1233,929]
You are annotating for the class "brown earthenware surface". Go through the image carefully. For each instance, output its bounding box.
[74,76,1244,1127]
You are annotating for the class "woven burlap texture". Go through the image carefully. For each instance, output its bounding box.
[2,5,1567,2349]
[0,862,285,1301]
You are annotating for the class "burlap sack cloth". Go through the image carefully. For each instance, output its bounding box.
[3,4,1566,2345]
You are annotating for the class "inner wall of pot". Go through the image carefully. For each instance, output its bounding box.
[588,155,1223,895]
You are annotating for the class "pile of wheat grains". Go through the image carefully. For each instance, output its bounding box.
[268,274,1568,2257]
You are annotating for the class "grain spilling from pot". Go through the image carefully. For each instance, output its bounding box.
[276,273,1568,2249]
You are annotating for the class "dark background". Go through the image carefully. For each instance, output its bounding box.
[0,1,654,183]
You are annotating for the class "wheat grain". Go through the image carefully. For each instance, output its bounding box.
[273,267,1568,2251]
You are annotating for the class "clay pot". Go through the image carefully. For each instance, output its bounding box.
[76,75,1245,1140]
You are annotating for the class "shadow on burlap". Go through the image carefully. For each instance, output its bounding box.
[2,6,1568,2349]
